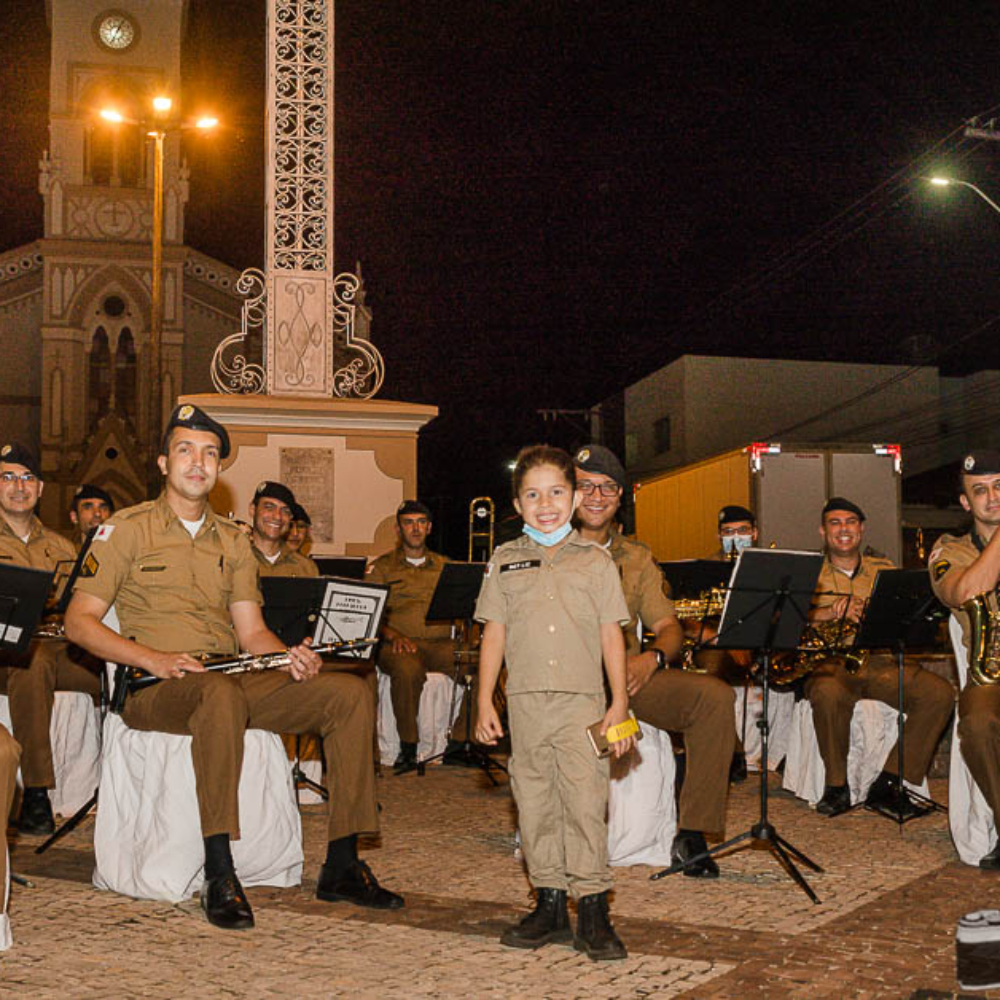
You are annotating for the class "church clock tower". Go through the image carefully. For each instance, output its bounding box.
[38,0,190,522]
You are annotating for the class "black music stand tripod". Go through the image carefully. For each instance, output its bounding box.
[852,569,948,826]
[652,549,826,904]
[398,563,507,782]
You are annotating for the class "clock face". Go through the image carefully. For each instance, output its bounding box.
[98,14,136,51]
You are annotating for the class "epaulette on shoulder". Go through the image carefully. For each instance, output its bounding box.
[113,499,158,522]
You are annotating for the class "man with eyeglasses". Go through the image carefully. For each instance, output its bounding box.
[573,445,735,878]
[0,443,101,835]
[366,500,454,773]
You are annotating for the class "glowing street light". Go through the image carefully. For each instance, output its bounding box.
[925,176,1000,217]
[98,98,218,485]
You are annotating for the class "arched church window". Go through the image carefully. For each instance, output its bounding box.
[88,328,111,432]
[115,328,137,428]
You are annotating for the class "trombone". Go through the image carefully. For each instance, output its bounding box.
[468,497,494,561]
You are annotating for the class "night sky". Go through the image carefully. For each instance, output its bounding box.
[3,2,1000,553]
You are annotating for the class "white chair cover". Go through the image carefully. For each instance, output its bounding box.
[93,715,303,902]
[0,691,101,816]
[948,614,995,865]
[0,843,10,952]
[93,605,303,902]
[734,685,796,770]
[607,722,677,866]
[782,696,928,805]
[377,669,460,766]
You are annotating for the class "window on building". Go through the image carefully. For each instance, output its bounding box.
[115,328,137,429]
[654,415,671,454]
[88,328,111,431]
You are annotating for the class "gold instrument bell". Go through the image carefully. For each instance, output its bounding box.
[964,592,1000,686]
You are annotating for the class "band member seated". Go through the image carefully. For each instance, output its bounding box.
[930,450,1000,868]
[805,496,953,818]
[286,502,313,557]
[249,481,318,579]
[691,504,760,783]
[65,404,402,930]
[367,500,454,773]
[574,445,735,878]
[0,443,102,835]
[69,483,114,547]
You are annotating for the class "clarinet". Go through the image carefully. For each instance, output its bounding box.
[110,638,377,713]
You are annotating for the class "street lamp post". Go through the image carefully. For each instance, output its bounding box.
[927,176,1000,217]
[99,100,217,488]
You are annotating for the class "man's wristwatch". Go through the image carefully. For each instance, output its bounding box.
[652,648,667,671]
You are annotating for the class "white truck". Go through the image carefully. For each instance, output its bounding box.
[633,442,902,564]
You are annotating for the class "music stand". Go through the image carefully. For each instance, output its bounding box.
[0,565,54,657]
[852,568,949,824]
[660,559,734,600]
[313,556,367,580]
[403,562,506,781]
[261,575,388,799]
[652,548,826,903]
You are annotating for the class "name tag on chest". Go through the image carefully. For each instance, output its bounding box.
[500,559,541,574]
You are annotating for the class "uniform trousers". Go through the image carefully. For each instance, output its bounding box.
[377,638,456,744]
[0,641,101,787]
[630,668,735,835]
[0,724,19,914]
[956,683,1000,823]
[693,648,750,752]
[804,653,954,787]
[121,669,379,841]
[508,691,610,899]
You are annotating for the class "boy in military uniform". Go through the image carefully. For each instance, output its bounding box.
[805,497,953,818]
[0,443,101,835]
[574,444,735,877]
[929,450,1000,868]
[476,445,633,961]
[249,480,318,579]
[367,500,454,772]
[65,405,402,930]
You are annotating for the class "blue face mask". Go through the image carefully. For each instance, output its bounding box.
[722,533,753,555]
[523,522,573,547]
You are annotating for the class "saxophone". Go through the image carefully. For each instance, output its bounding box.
[964,593,1000,685]
[770,618,867,686]
[675,589,726,672]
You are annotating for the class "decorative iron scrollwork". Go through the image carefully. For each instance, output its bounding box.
[210,268,266,395]
[332,271,384,399]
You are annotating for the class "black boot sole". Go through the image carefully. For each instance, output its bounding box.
[500,927,573,949]
[573,937,628,961]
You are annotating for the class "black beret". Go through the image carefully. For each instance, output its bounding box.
[822,496,866,521]
[397,499,432,519]
[0,442,41,479]
[253,480,296,509]
[573,444,627,490]
[163,404,231,459]
[719,504,755,526]
[290,502,311,526]
[73,483,114,511]
[962,451,1000,477]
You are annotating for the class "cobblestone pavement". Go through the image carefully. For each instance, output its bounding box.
[2,765,998,998]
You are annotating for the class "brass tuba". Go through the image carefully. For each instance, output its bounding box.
[964,593,1000,686]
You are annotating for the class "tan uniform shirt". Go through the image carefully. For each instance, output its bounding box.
[812,553,895,645]
[253,544,319,579]
[0,514,77,600]
[366,547,451,640]
[475,531,629,696]
[929,531,982,655]
[607,533,675,656]
[73,494,261,657]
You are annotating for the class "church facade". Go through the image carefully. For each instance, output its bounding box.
[0,0,244,528]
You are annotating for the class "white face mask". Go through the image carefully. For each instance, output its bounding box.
[722,533,753,555]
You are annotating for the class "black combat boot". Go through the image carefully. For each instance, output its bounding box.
[574,891,627,961]
[500,888,572,949]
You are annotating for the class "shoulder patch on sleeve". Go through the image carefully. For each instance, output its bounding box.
[79,552,100,578]
[93,524,115,542]
[931,559,951,581]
